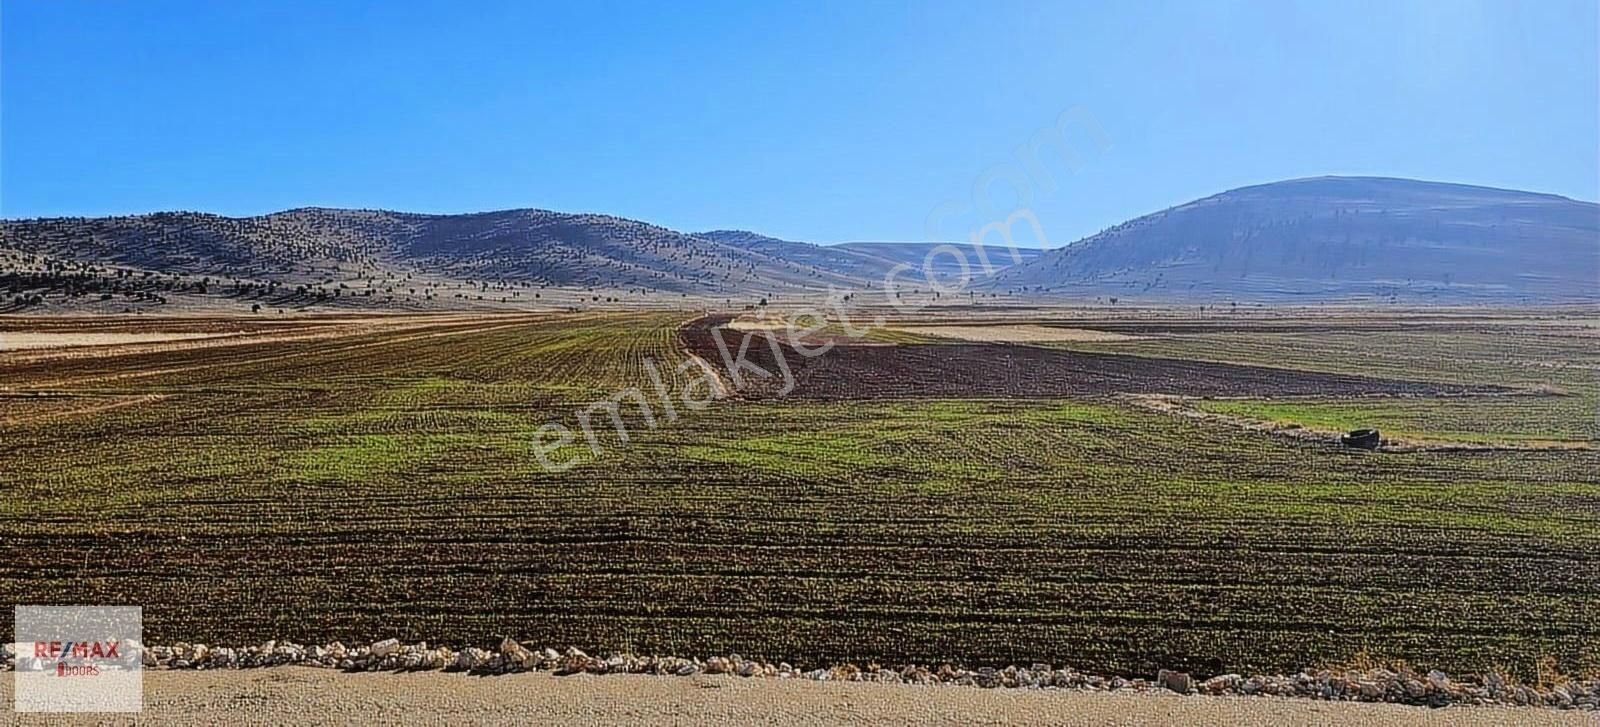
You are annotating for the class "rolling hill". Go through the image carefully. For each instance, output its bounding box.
[830,241,1046,279]
[696,230,902,282]
[0,209,876,311]
[2,176,1593,312]
[991,177,1600,302]
[697,231,1044,284]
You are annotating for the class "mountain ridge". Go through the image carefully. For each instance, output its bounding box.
[2,176,1594,312]
[990,176,1599,302]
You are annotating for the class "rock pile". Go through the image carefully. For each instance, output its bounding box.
[1,640,1594,710]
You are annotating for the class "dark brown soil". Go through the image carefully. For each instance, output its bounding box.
[681,315,1507,400]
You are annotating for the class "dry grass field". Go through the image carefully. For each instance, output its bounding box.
[0,306,1595,681]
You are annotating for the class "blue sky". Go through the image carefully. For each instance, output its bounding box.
[3,0,1596,245]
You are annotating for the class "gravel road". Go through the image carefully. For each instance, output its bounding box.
[5,668,1594,726]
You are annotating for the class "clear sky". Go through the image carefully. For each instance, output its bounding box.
[3,0,1596,246]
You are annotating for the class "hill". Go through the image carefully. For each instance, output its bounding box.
[699,231,1045,286]
[0,209,872,312]
[696,230,900,283]
[832,242,1045,279]
[3,177,1594,313]
[990,177,1600,302]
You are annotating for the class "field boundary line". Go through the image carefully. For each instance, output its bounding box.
[6,316,553,391]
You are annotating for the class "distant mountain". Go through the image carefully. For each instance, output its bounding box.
[0,209,869,311]
[3,177,1593,313]
[991,177,1600,302]
[696,230,899,283]
[700,232,1044,281]
[833,241,1045,279]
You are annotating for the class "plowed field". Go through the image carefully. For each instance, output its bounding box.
[1,309,1595,679]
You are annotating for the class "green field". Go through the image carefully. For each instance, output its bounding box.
[0,309,1595,679]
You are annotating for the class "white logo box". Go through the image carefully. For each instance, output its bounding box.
[12,606,143,713]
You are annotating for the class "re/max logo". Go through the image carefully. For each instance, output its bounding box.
[33,641,121,660]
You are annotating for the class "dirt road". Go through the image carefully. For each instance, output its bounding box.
[5,669,1592,726]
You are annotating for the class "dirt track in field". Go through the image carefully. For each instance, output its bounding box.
[5,669,1590,727]
[886,324,1147,343]
[681,315,1508,401]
